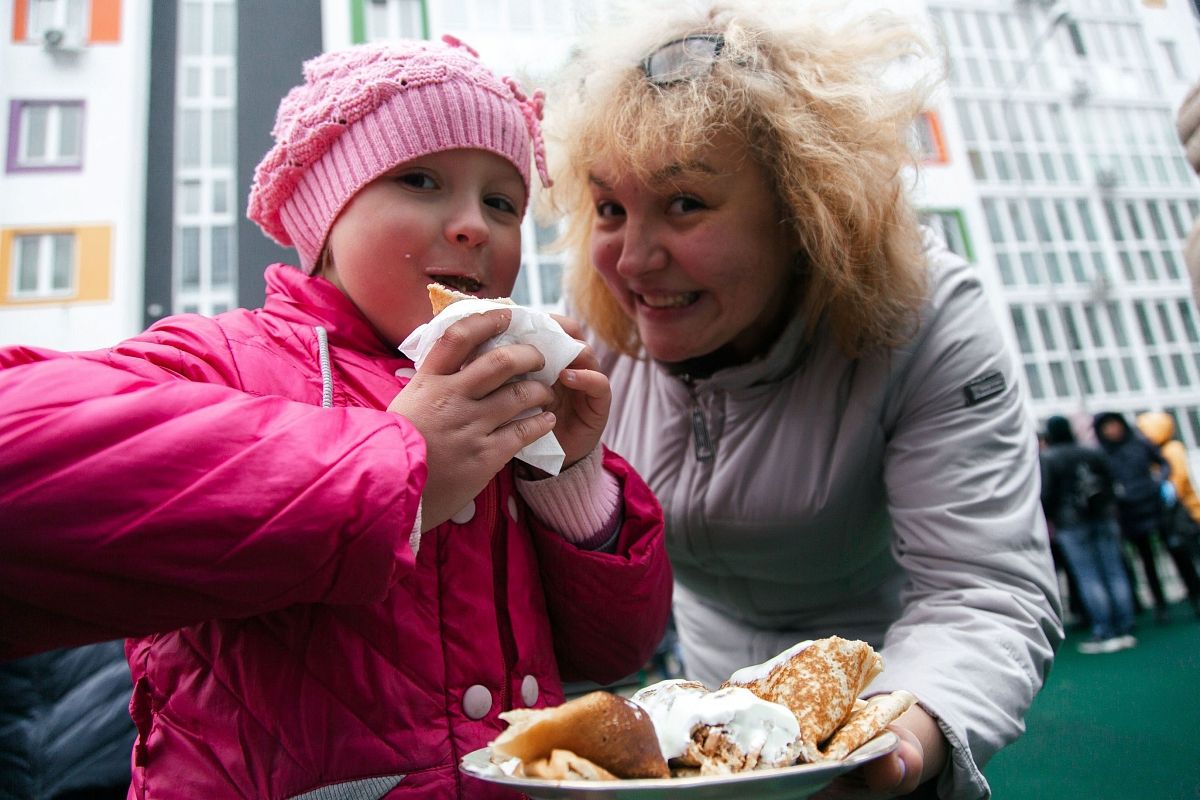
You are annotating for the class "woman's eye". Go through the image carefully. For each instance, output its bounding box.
[668,195,706,213]
[595,200,625,218]
[397,172,437,190]
[485,195,518,215]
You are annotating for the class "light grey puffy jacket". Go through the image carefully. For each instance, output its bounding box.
[594,233,1063,800]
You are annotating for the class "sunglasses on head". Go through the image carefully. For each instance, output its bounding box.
[641,34,726,86]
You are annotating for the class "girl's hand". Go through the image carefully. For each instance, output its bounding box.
[387,309,557,531]
[812,705,947,799]
[545,314,611,470]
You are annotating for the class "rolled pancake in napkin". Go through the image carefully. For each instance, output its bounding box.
[821,690,917,760]
[398,284,585,474]
[723,636,883,763]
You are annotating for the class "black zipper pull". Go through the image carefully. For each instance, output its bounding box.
[684,375,715,462]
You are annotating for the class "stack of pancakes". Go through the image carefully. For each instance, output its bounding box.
[488,635,915,780]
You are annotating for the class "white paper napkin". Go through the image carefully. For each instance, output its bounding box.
[398,298,585,475]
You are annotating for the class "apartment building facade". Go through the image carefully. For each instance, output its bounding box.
[3,0,1200,453]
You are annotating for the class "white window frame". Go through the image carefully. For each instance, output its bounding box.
[14,101,84,169]
[10,232,76,299]
[27,0,89,41]
[364,0,424,40]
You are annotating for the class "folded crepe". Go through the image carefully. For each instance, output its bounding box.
[821,690,917,760]
[722,636,884,763]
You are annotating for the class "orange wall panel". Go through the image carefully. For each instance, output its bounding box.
[12,0,29,41]
[90,0,121,42]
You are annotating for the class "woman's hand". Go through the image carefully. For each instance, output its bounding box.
[813,705,947,799]
[387,309,556,531]
[543,313,611,471]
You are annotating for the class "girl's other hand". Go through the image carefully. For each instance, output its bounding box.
[387,309,556,531]
[545,313,611,471]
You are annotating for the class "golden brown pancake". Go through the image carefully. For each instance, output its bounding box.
[722,637,884,763]
[491,691,670,780]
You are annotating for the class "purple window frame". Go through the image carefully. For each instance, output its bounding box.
[6,99,86,174]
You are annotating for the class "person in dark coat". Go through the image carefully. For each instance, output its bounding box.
[1041,415,1137,652]
[1,640,135,799]
[1094,411,1176,622]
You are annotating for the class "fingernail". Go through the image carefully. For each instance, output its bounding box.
[562,370,576,383]
[894,757,907,789]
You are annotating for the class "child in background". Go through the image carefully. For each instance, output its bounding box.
[0,38,671,799]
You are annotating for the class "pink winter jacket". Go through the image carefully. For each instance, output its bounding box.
[0,264,672,800]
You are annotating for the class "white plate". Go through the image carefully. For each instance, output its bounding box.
[459,731,898,800]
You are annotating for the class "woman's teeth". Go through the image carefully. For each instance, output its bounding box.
[640,292,698,309]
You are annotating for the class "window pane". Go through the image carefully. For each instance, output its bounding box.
[51,234,73,290]
[1122,356,1142,390]
[211,109,232,167]
[22,106,49,160]
[181,2,204,56]
[212,3,235,56]
[181,179,201,215]
[211,226,231,286]
[1107,302,1129,346]
[1049,361,1070,397]
[1011,307,1033,353]
[180,110,202,168]
[212,178,229,214]
[180,227,201,288]
[16,238,39,292]
[538,260,563,305]
[57,105,81,160]
[1171,354,1190,386]
[1024,363,1045,399]
[1099,358,1117,392]
[1178,301,1199,343]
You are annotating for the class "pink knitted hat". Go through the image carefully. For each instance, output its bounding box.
[247,36,551,272]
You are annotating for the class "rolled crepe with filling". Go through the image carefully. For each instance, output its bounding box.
[491,691,669,779]
[722,637,884,763]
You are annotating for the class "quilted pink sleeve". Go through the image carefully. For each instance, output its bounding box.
[0,349,425,661]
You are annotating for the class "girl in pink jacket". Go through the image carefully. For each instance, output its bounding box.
[0,38,671,799]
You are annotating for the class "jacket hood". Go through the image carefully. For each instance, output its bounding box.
[1093,411,1131,446]
[1135,411,1175,446]
[1044,415,1075,445]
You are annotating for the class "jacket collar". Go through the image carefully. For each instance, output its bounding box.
[659,309,814,392]
[261,263,398,357]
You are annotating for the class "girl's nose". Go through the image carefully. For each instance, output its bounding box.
[446,203,489,247]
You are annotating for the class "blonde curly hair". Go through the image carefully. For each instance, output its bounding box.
[543,0,940,358]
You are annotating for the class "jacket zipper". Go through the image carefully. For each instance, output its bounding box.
[683,375,715,462]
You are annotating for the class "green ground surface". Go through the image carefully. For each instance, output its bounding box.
[984,601,1200,799]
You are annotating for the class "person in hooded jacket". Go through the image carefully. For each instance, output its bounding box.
[1094,411,1185,623]
[1039,416,1136,653]
[542,2,1063,798]
[1134,411,1200,619]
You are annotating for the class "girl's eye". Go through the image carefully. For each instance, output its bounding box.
[397,172,437,190]
[485,195,518,215]
[595,200,625,219]
[668,195,706,214]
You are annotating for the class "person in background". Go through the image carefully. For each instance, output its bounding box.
[0,38,671,799]
[542,2,1063,797]
[1039,416,1136,653]
[0,642,135,800]
[1093,411,1181,624]
[1134,411,1200,620]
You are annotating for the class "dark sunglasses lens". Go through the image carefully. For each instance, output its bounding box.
[645,36,722,84]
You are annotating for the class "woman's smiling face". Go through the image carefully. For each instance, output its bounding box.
[587,131,799,365]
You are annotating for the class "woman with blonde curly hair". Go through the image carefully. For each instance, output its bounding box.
[544,2,1062,798]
